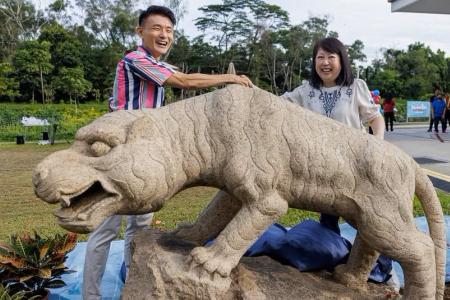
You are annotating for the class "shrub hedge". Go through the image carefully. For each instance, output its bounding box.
[0,103,108,142]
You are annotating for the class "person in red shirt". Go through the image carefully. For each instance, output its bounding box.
[382,93,395,132]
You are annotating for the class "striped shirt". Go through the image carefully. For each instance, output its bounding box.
[109,46,175,111]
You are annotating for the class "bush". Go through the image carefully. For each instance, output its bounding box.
[0,103,108,142]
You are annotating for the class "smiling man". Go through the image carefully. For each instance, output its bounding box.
[109,6,252,111]
[84,5,253,300]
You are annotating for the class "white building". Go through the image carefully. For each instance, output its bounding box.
[389,0,450,14]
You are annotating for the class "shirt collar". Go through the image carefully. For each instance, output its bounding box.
[138,45,157,60]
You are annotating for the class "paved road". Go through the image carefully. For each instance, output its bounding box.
[384,125,450,192]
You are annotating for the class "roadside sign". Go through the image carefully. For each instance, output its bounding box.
[407,101,430,120]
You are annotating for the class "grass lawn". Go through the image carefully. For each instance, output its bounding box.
[1,143,449,242]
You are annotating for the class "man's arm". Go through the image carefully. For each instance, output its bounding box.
[368,115,385,140]
[165,72,253,89]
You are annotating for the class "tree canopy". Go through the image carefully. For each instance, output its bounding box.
[0,0,448,103]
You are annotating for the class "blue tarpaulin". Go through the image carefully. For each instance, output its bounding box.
[49,241,124,300]
[49,216,450,299]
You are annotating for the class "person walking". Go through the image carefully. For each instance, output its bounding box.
[431,90,446,133]
[382,93,395,132]
[428,88,441,132]
[82,5,252,300]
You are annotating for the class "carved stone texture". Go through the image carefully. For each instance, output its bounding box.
[33,85,446,299]
[121,229,398,300]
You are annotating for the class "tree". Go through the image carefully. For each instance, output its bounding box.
[366,43,448,98]
[347,39,366,70]
[0,62,20,100]
[71,25,124,101]
[46,0,73,26]
[75,0,138,47]
[164,0,186,25]
[12,40,53,103]
[195,0,250,70]
[53,66,92,105]
[0,0,46,59]
[370,69,402,97]
[276,16,338,92]
[242,0,289,73]
[195,0,289,74]
[39,22,82,68]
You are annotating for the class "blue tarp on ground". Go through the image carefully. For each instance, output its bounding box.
[49,216,450,299]
[339,216,450,287]
[49,241,124,300]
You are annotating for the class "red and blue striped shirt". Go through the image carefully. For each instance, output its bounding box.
[109,46,175,111]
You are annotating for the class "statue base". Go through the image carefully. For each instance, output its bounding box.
[121,229,399,299]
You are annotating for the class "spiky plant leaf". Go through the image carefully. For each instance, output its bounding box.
[0,243,14,255]
[45,278,66,289]
[19,275,34,282]
[0,254,27,269]
[53,233,77,255]
[38,268,51,279]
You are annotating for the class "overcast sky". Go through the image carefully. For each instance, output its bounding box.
[176,0,450,65]
[33,0,450,65]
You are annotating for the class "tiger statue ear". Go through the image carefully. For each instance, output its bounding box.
[127,115,161,142]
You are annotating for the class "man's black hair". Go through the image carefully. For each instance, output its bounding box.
[384,92,394,102]
[310,37,354,89]
[138,5,176,27]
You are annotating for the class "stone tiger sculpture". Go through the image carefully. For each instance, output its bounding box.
[33,85,445,299]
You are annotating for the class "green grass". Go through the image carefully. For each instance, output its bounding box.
[1,143,449,242]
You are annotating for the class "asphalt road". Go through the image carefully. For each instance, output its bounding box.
[384,125,450,192]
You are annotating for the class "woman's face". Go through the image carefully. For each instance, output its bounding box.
[315,48,342,87]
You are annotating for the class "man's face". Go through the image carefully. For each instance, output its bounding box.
[137,14,174,59]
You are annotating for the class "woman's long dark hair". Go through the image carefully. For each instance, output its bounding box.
[310,37,354,89]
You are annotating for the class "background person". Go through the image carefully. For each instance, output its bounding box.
[369,89,381,134]
[382,93,395,132]
[428,87,441,132]
[431,89,446,133]
[83,5,252,300]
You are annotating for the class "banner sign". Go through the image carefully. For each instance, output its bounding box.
[407,101,430,118]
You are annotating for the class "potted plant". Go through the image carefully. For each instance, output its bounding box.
[0,231,77,299]
[0,283,27,300]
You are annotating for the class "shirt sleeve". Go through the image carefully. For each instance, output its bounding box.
[123,52,174,86]
[281,81,308,105]
[355,79,381,123]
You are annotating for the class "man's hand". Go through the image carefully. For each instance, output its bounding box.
[232,74,253,88]
[167,72,253,89]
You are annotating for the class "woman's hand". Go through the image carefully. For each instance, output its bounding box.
[369,116,385,140]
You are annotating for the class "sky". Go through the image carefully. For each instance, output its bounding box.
[33,0,450,65]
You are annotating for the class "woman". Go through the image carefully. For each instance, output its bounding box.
[282,37,384,233]
[382,93,396,132]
